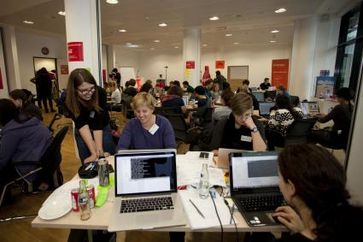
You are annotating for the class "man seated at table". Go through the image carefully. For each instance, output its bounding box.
[259,77,271,90]
[161,85,186,114]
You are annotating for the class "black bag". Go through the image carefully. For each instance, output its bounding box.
[78,161,99,179]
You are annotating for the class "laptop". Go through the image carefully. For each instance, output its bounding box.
[301,101,320,117]
[258,102,275,118]
[108,149,186,231]
[215,148,244,169]
[252,91,265,102]
[229,151,285,227]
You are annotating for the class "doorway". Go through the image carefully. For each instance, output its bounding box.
[33,57,59,101]
[227,65,249,91]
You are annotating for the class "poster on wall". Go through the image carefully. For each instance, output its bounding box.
[0,68,3,89]
[186,61,195,69]
[315,76,336,99]
[68,42,84,62]
[271,59,289,88]
[215,60,225,69]
[60,64,69,74]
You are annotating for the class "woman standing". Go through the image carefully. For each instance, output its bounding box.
[65,68,115,164]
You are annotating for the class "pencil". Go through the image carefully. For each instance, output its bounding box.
[189,199,205,219]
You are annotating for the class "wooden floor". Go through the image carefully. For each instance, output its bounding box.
[0,111,242,242]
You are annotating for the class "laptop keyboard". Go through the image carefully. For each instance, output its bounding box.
[239,194,286,212]
[120,196,174,213]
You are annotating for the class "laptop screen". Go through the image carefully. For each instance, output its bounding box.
[114,150,177,196]
[230,152,279,190]
[301,102,319,116]
[259,102,275,116]
[252,91,264,102]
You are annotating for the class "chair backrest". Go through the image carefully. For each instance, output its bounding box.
[289,95,300,107]
[163,113,189,142]
[285,118,317,145]
[40,126,69,180]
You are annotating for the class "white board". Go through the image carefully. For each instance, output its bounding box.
[119,67,136,87]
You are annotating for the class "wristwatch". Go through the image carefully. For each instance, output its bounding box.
[250,127,258,133]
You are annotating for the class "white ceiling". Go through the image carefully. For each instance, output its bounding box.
[0,0,360,51]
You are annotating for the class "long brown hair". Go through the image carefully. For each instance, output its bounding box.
[65,68,100,118]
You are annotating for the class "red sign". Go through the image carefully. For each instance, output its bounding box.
[60,64,69,75]
[186,61,195,69]
[0,67,3,89]
[271,59,289,89]
[215,60,225,69]
[68,42,84,62]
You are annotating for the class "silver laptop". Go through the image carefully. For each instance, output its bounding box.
[108,149,186,231]
[259,102,276,118]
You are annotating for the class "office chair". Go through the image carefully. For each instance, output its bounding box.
[289,95,300,107]
[0,126,69,207]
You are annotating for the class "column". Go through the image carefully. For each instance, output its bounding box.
[183,28,201,87]
[64,0,103,85]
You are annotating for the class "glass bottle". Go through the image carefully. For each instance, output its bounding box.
[199,163,209,199]
[79,179,91,221]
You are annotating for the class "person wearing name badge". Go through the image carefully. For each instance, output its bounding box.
[117,92,176,150]
[213,92,267,155]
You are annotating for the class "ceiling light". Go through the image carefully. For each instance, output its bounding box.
[233,42,239,45]
[225,33,232,37]
[118,29,127,32]
[202,44,208,47]
[174,46,179,49]
[275,8,286,13]
[158,22,167,27]
[58,11,66,16]
[209,16,219,21]
[126,43,139,48]
[154,40,160,43]
[106,0,119,4]
[150,48,155,50]
[271,29,279,33]
[23,20,34,25]
[270,40,276,43]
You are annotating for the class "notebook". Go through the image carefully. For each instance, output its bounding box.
[301,101,320,117]
[258,102,276,118]
[229,151,285,227]
[108,149,186,231]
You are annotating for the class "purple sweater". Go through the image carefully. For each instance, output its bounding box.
[117,115,176,150]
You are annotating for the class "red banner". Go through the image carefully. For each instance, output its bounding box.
[68,42,84,62]
[0,67,3,89]
[271,59,289,89]
[186,61,195,69]
[215,60,225,69]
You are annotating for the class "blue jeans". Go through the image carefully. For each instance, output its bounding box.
[75,125,115,164]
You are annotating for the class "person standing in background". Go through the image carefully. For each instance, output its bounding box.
[214,71,227,91]
[31,67,55,113]
[110,68,121,89]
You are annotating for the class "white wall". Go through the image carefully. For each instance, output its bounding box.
[15,29,67,94]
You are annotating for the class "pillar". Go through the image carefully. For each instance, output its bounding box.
[183,28,201,87]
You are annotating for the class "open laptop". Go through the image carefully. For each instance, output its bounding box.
[108,149,186,231]
[252,91,265,102]
[258,102,275,118]
[301,101,320,117]
[229,151,285,227]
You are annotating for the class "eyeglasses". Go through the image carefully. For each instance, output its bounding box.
[77,86,95,95]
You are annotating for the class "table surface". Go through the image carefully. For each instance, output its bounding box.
[32,153,286,233]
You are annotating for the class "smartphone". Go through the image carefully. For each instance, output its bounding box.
[199,152,209,159]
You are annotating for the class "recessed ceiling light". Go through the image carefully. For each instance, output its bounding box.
[270,40,276,43]
[58,11,66,16]
[233,42,239,45]
[23,20,34,25]
[125,43,139,48]
[154,40,160,43]
[202,44,208,47]
[118,29,127,32]
[174,46,179,49]
[158,22,167,27]
[225,33,232,37]
[106,0,119,4]
[275,8,286,13]
[271,29,279,33]
[150,48,155,50]
[209,16,219,21]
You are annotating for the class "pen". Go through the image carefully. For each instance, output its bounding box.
[189,199,205,219]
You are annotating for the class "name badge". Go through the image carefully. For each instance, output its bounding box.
[89,111,95,118]
[148,124,159,135]
[241,135,252,142]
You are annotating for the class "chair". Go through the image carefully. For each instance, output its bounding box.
[282,118,317,146]
[289,95,300,107]
[0,126,69,207]
[162,113,190,143]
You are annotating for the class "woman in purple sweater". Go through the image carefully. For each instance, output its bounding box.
[117,92,176,150]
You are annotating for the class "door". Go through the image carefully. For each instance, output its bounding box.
[227,66,249,91]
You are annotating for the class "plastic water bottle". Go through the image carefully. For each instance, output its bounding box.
[199,163,209,199]
[79,179,91,220]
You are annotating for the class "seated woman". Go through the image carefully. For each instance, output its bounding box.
[310,87,353,150]
[9,89,43,121]
[251,144,363,242]
[160,85,186,114]
[0,99,52,192]
[211,93,267,154]
[117,92,176,150]
[266,95,304,150]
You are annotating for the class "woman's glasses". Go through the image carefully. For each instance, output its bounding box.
[77,86,95,95]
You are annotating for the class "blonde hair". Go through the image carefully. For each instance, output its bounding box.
[229,92,252,116]
[131,92,156,110]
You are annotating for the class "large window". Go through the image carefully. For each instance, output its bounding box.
[335,3,363,92]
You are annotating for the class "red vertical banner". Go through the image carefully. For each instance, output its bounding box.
[68,42,84,62]
[0,67,3,89]
[186,61,195,69]
[215,60,225,69]
[271,59,289,89]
